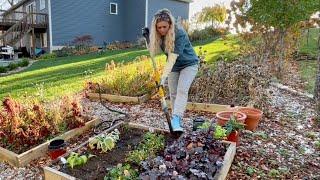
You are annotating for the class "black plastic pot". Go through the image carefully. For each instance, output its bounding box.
[192,117,205,131]
[48,139,66,160]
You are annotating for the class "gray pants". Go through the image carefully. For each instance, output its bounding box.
[168,64,198,117]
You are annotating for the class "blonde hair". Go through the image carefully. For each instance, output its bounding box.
[150,9,175,57]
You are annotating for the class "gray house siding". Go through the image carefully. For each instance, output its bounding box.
[51,0,189,47]
[124,0,146,41]
[147,0,189,27]
[51,0,129,46]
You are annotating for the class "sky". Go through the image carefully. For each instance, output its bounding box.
[189,0,232,19]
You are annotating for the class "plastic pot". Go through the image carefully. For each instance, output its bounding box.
[238,107,263,131]
[216,111,247,126]
[192,117,205,131]
[48,139,66,160]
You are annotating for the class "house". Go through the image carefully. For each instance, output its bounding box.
[0,0,191,56]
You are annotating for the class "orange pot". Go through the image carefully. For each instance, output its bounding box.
[216,111,247,126]
[227,131,239,146]
[238,107,263,131]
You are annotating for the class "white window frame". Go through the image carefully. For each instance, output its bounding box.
[110,3,118,15]
[40,0,46,10]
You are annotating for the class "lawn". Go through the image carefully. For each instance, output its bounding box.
[194,35,240,63]
[0,37,239,101]
[299,28,319,57]
[298,60,318,94]
[297,28,319,93]
[0,49,148,101]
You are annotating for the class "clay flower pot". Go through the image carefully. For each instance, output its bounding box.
[238,107,263,131]
[216,111,247,126]
[227,131,239,146]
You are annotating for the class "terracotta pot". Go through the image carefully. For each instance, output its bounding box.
[227,131,239,146]
[216,111,247,126]
[238,107,263,131]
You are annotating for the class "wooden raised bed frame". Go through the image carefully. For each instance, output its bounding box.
[87,92,150,104]
[87,92,240,113]
[43,122,236,180]
[0,118,101,167]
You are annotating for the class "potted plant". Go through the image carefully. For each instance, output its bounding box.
[238,107,263,131]
[225,115,245,146]
[216,111,247,126]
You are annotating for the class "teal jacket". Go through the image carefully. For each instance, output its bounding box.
[161,26,199,72]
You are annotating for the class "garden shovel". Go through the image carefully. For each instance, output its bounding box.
[142,27,174,134]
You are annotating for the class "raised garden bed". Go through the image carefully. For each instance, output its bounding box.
[84,57,165,104]
[86,92,150,104]
[0,118,100,167]
[44,122,236,180]
[0,96,100,167]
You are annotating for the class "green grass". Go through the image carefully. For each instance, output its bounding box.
[298,60,318,94]
[0,37,239,101]
[0,49,148,101]
[299,28,319,57]
[193,35,240,63]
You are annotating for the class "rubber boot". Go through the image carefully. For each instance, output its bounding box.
[171,114,184,133]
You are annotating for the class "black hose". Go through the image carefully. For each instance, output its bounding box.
[93,84,129,134]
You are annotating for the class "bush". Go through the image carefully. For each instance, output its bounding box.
[106,41,135,50]
[17,59,29,67]
[0,66,7,73]
[85,56,165,97]
[7,63,19,71]
[38,53,57,60]
[189,60,272,115]
[189,27,228,42]
[54,46,74,57]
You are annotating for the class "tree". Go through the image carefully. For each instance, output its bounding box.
[198,5,227,28]
[315,24,320,121]
[228,0,320,78]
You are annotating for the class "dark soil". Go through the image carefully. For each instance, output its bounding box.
[59,126,175,180]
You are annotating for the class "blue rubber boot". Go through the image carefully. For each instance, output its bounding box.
[171,114,184,133]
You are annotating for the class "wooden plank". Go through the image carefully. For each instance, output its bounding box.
[0,147,19,167]
[44,167,75,180]
[15,118,100,167]
[166,101,234,113]
[138,94,150,103]
[214,141,237,180]
[87,93,139,103]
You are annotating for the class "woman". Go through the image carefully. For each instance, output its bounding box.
[147,8,199,132]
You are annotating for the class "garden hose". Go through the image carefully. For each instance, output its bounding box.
[93,84,129,134]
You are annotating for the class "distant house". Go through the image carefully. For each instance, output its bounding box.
[0,0,191,55]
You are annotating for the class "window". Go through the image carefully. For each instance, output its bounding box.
[40,0,46,10]
[110,3,118,15]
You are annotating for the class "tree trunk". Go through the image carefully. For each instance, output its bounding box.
[277,30,286,79]
[307,28,310,46]
[315,30,320,119]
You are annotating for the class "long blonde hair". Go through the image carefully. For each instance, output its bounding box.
[149,9,175,57]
